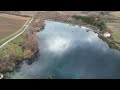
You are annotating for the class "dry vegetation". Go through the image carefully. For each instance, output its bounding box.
[0,14,29,40]
[0,13,31,73]
[1,11,120,74]
[110,11,120,17]
[20,11,39,16]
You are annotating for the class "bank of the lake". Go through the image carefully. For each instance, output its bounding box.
[34,11,120,52]
[7,20,120,79]
[0,16,41,78]
[1,11,120,79]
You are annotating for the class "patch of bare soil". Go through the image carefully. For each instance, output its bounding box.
[0,15,29,40]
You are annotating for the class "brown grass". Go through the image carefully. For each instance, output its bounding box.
[110,11,120,17]
[0,14,29,40]
[20,11,39,17]
[0,13,29,20]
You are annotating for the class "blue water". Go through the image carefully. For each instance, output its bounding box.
[8,20,120,79]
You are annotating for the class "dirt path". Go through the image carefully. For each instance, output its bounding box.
[0,17,34,49]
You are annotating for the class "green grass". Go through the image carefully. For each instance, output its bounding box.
[112,31,120,43]
[0,17,32,60]
[0,35,24,58]
[106,23,120,43]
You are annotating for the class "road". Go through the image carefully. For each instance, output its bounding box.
[0,11,87,49]
[0,17,34,49]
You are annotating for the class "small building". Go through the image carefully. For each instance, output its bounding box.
[0,73,3,79]
[104,32,111,38]
[81,26,88,30]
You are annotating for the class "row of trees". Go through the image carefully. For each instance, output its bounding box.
[72,15,107,31]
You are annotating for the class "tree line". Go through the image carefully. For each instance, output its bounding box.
[72,15,107,31]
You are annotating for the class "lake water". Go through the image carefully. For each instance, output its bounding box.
[8,20,120,79]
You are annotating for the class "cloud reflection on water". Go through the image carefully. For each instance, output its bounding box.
[9,20,120,79]
[47,36,70,53]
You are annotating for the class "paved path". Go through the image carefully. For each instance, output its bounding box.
[0,17,34,49]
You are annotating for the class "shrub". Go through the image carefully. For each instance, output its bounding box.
[72,15,107,31]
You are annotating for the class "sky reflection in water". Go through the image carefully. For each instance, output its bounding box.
[9,20,120,79]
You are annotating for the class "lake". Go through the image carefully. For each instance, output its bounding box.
[7,20,120,79]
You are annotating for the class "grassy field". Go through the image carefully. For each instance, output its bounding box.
[0,34,25,73]
[0,14,30,46]
[106,23,120,43]
[0,14,29,40]
[0,34,24,58]
[110,11,120,17]
[0,13,32,73]
[106,12,120,43]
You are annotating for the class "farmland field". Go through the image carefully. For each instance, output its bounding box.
[106,11,120,43]
[110,11,120,17]
[106,23,120,43]
[0,14,29,40]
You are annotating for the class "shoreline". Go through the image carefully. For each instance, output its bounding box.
[3,49,39,79]
[1,11,120,79]
[38,12,120,52]
[0,15,39,78]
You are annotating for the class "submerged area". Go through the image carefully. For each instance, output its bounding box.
[7,20,120,79]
